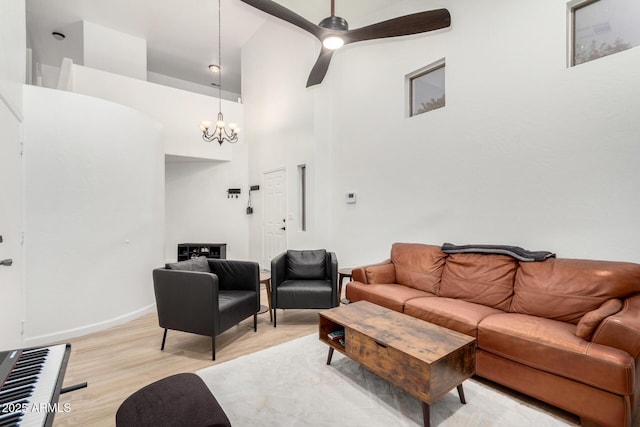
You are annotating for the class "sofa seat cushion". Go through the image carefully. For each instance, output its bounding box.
[391,243,447,294]
[218,290,258,332]
[478,313,634,395]
[275,279,333,309]
[404,297,503,337]
[440,253,517,311]
[345,282,432,313]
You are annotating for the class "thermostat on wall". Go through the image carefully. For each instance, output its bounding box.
[346,192,357,204]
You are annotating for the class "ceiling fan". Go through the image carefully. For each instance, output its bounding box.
[240,0,451,87]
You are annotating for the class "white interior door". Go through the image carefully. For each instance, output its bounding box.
[263,168,287,268]
[0,101,24,350]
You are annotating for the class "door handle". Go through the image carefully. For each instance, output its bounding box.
[0,259,13,267]
[280,226,286,231]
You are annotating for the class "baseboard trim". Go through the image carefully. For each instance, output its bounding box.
[24,304,156,347]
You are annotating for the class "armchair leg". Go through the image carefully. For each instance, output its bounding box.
[254,313,257,332]
[211,336,216,361]
[273,308,277,327]
[161,329,168,350]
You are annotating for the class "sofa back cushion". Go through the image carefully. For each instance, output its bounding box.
[511,258,640,324]
[287,249,327,280]
[439,253,517,311]
[391,243,447,293]
[166,256,211,272]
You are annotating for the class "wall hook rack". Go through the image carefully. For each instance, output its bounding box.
[227,188,241,198]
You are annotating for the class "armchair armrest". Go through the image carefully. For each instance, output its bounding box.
[270,252,288,288]
[152,268,218,336]
[207,259,260,293]
[592,293,640,359]
[352,259,396,284]
[328,252,338,287]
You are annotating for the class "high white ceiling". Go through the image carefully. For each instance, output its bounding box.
[25,0,398,95]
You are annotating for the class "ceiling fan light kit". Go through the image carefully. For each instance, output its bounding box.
[240,0,451,87]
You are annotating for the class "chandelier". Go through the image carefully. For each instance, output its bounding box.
[200,0,239,144]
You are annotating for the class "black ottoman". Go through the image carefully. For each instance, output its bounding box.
[116,373,231,427]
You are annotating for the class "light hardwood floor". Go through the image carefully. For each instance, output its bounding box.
[53,289,317,426]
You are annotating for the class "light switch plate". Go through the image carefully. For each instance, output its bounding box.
[346,192,357,204]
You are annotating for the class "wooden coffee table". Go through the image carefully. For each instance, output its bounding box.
[319,301,476,427]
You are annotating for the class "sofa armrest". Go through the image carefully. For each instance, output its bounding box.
[592,293,640,359]
[352,259,395,284]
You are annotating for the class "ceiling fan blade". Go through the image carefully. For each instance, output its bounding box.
[343,9,451,44]
[240,0,326,40]
[306,48,335,87]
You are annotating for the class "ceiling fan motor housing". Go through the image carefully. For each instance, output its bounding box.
[319,15,348,31]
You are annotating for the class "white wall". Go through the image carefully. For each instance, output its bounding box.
[0,0,25,350]
[242,22,321,264]
[0,0,25,116]
[71,64,241,162]
[83,21,147,81]
[243,0,640,268]
[147,71,241,102]
[165,151,250,262]
[68,64,249,262]
[23,86,164,345]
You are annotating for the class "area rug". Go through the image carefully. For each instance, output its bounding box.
[197,334,576,426]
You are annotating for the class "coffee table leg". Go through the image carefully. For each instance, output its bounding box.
[422,402,430,427]
[326,347,334,365]
[457,384,466,404]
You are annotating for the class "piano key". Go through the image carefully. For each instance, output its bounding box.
[6,368,42,381]
[0,411,24,427]
[15,345,67,427]
[0,377,37,392]
[0,386,33,405]
[0,344,69,427]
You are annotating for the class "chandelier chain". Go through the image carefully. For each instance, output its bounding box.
[200,0,239,145]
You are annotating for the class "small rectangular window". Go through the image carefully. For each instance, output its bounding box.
[297,164,306,231]
[407,59,445,117]
[569,0,640,66]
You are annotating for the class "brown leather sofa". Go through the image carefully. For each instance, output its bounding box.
[345,243,640,427]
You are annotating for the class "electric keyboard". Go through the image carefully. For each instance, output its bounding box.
[0,344,71,427]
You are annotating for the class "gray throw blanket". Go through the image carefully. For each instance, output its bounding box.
[441,243,556,262]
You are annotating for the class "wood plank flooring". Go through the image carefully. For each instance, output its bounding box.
[53,289,317,426]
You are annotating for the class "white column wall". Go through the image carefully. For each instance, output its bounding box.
[23,86,164,345]
[0,0,25,350]
[243,0,640,268]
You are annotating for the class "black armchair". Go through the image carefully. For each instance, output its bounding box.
[270,249,338,327]
[153,256,259,360]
